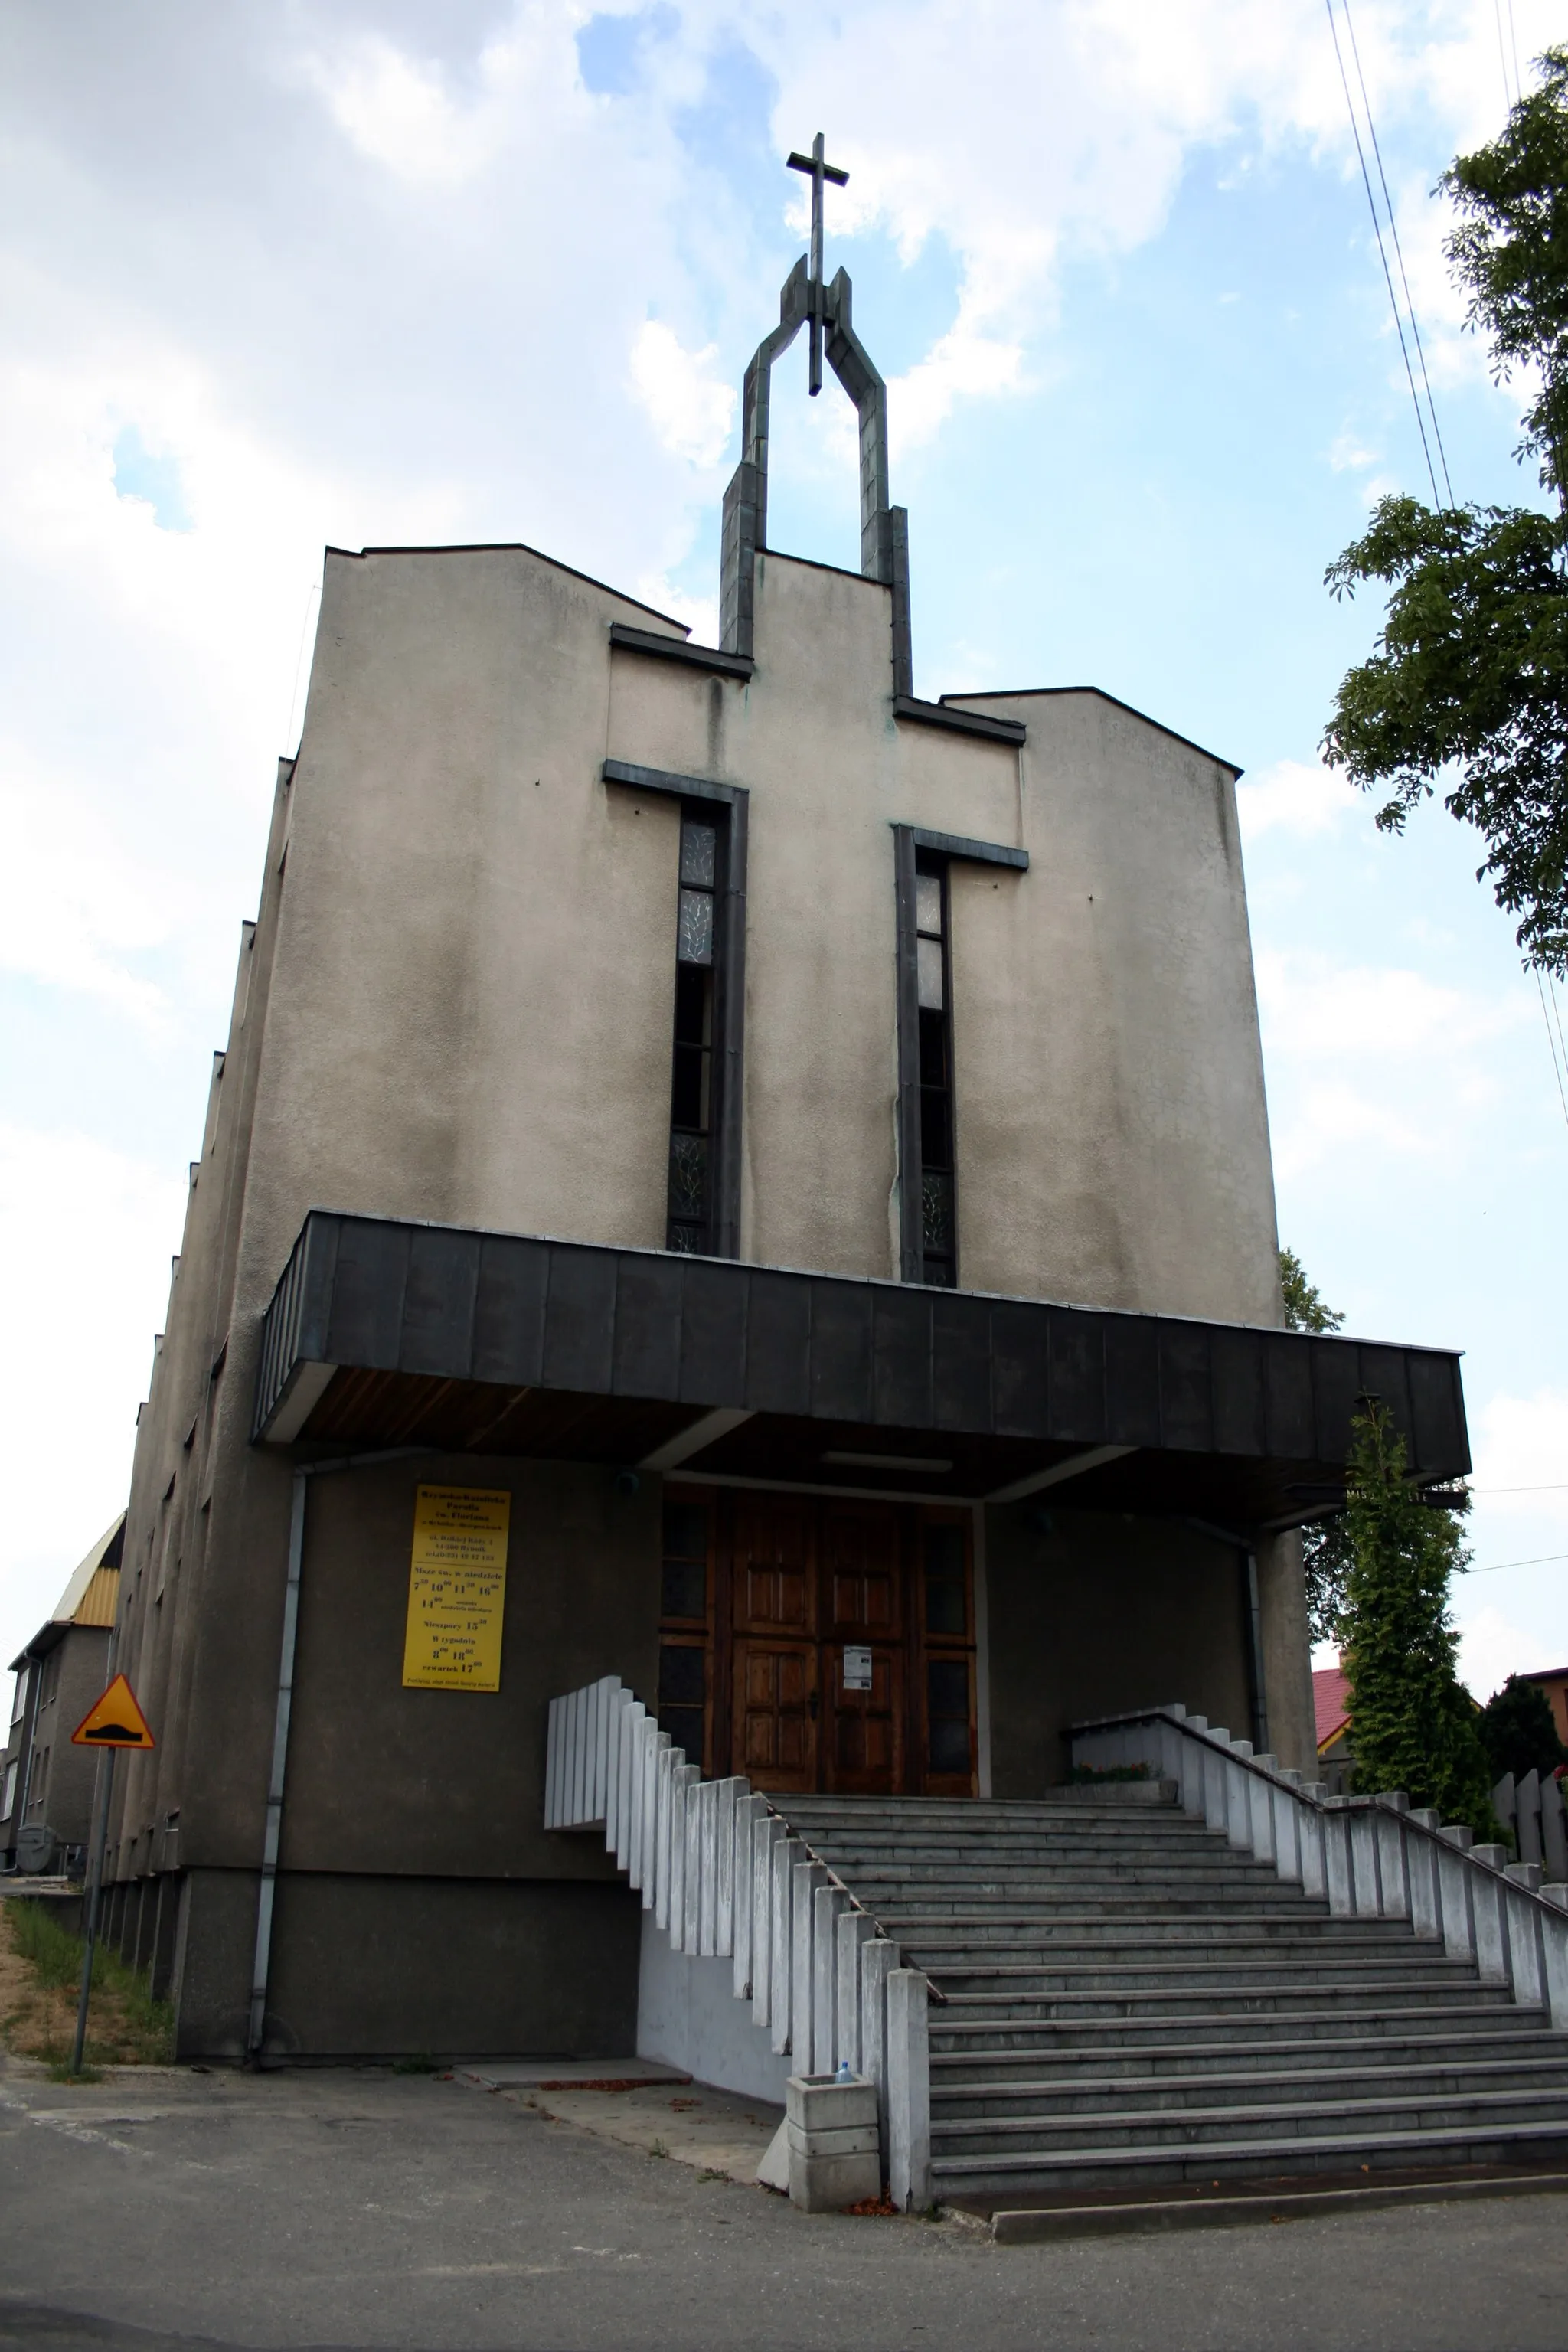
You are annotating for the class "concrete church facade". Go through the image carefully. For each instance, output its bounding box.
[99,212,1469,2066]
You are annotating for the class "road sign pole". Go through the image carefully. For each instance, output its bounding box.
[70,1744,116,2076]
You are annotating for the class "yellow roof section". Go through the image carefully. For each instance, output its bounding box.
[51,1514,126,1626]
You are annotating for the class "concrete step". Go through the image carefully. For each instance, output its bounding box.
[929,2025,1561,2082]
[900,1926,1422,1954]
[831,1869,1289,1895]
[933,2083,1568,2158]
[924,1956,1481,1994]
[929,2001,1542,2054]
[931,1978,1514,2023]
[870,1890,1335,1909]
[928,2118,1568,2197]
[932,2053,1568,2119]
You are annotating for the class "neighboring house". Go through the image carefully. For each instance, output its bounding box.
[1520,1667,1568,1747]
[1315,1661,1354,1796]
[1,1516,125,1873]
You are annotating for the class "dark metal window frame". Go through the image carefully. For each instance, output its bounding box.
[603,761,749,1260]
[893,825,1029,1287]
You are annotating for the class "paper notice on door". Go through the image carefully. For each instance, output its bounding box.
[842,1644,873,1691]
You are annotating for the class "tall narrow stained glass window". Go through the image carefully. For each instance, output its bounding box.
[668,813,719,1253]
[915,854,956,1286]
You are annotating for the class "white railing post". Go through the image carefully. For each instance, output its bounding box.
[752,1814,784,2026]
[1542,1772,1568,1882]
[1504,1864,1546,2007]
[1437,1824,1477,1961]
[1272,1770,1302,1882]
[654,1740,676,1931]
[1348,1808,1380,1915]
[712,1778,743,1956]
[1298,1785,1328,1900]
[793,1858,828,2063]
[1371,1795,1410,1919]
[1537,1890,1568,2028]
[860,1937,900,2167]
[771,1838,804,2053]
[1323,1804,1354,1916]
[813,1883,846,2073]
[1176,1715,1207,1816]
[836,1909,875,2071]
[1223,1737,1253,1849]
[668,1762,696,1950]
[1202,1729,1230,1833]
[681,1770,705,1953]
[1405,1811,1442,1939]
[1246,1759,1276,1863]
[1469,1845,1510,1983]
[887,1969,931,2212]
[732,1795,766,2000]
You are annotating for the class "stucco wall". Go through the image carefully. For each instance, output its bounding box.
[984,1505,1256,1793]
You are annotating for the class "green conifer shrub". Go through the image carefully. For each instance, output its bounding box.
[1478,1674,1568,1783]
[1341,1400,1496,1839]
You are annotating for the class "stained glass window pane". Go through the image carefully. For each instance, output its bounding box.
[678,888,714,965]
[668,1132,709,1221]
[915,872,942,936]
[922,1168,954,1254]
[916,934,944,1010]
[680,822,717,889]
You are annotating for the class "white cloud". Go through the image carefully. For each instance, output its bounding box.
[1455,1603,1557,1705]
[630,320,737,469]
[1471,1390,1568,1528]
[0,755,172,1021]
[0,1125,186,1649]
[1238,758,1362,841]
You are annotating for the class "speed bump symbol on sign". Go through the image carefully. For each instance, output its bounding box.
[71,1674,155,1750]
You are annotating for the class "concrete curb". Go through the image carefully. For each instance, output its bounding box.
[986,2171,1568,2244]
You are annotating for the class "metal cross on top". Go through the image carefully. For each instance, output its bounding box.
[786,132,848,397]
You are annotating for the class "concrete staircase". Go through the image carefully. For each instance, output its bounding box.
[774,1789,1568,2203]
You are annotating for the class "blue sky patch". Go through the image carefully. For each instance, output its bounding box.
[577,5,678,96]
[113,426,192,531]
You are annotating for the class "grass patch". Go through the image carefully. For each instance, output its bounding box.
[1,1897,174,2069]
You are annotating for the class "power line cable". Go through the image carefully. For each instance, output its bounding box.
[1508,0,1523,108]
[1549,970,1568,1086]
[1494,0,1517,109]
[1537,966,1568,1130]
[1325,0,1444,508]
[1342,0,1455,505]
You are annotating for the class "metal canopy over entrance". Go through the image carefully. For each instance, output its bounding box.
[253,1212,1469,1527]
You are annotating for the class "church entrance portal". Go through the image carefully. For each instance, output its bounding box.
[657,1488,978,1798]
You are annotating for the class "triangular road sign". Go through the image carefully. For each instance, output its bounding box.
[71,1674,155,1750]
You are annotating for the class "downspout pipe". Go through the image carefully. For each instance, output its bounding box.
[245,1446,431,2066]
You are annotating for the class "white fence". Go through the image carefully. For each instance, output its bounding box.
[1492,1768,1568,1883]
[544,1676,932,2209]
[1071,1706,1568,2025]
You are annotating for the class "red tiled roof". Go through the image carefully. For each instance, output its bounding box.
[1314,1664,1351,1751]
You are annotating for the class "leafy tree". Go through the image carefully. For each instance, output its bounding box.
[1322,49,1568,973]
[1478,1672,1568,1782]
[1279,1250,1354,1645]
[1340,1399,1495,1838]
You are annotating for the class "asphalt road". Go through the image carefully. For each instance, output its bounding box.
[1,2062,1565,2352]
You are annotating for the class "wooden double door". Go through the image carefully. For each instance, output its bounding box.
[657,1487,976,1798]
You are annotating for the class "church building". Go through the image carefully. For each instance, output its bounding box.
[99,149,1469,2069]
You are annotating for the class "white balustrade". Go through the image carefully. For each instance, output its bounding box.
[1071,1704,1568,2030]
[542,1677,930,2208]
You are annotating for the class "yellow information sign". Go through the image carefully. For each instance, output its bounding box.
[401,1486,510,1691]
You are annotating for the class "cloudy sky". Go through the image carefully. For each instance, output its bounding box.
[2,0,1564,1700]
